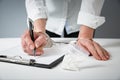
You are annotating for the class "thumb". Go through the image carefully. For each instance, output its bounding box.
[35,36,46,48]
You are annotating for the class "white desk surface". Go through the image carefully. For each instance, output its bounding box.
[0,38,120,80]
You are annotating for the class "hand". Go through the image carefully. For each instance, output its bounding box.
[21,29,48,56]
[76,39,110,61]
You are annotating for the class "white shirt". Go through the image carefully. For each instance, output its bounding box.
[26,0,105,35]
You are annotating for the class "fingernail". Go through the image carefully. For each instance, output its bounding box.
[106,56,109,59]
[103,58,107,60]
[36,52,43,56]
[30,45,34,49]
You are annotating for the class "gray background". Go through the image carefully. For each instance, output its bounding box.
[0,0,120,38]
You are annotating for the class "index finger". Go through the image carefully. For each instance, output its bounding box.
[24,30,35,50]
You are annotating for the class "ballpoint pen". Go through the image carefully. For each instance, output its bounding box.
[29,20,36,56]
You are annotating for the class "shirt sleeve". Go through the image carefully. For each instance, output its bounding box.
[77,0,105,29]
[25,0,48,21]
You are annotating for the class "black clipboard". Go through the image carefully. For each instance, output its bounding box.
[0,55,64,69]
[0,39,67,69]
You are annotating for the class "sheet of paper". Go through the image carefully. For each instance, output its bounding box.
[0,43,67,65]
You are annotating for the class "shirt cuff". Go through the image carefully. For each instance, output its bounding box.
[77,11,105,29]
[27,8,48,21]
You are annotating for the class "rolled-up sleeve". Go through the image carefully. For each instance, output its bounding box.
[77,0,105,29]
[25,0,48,21]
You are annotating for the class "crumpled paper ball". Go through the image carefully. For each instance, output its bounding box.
[61,43,91,71]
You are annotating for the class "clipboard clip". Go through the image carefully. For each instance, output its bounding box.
[0,55,35,65]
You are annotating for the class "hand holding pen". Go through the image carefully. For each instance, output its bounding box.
[21,19,48,56]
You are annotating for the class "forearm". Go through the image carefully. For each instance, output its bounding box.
[78,25,94,39]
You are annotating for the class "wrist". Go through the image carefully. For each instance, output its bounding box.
[78,25,95,39]
[33,18,47,33]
